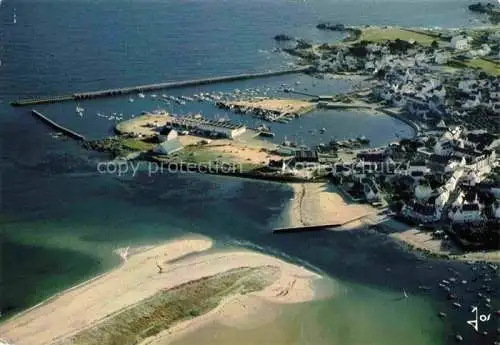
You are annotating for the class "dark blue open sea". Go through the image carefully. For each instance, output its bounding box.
[0,1,497,344]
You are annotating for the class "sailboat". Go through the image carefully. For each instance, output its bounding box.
[76,103,84,116]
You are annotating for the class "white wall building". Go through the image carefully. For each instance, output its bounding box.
[450,35,470,50]
[167,118,246,138]
[434,52,450,64]
[448,202,484,224]
[448,192,484,223]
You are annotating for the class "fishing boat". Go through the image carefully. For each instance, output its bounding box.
[320,127,327,134]
[257,123,275,138]
[259,131,275,138]
[357,135,370,144]
[138,92,145,98]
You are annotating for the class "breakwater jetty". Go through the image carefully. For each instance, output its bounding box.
[11,67,312,107]
[31,109,86,140]
[273,214,369,234]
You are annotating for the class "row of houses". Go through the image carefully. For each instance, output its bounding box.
[398,126,499,225]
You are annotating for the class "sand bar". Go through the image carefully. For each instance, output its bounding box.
[0,236,321,345]
[227,98,314,115]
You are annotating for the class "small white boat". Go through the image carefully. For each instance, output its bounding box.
[138,93,145,98]
[403,289,408,299]
[151,94,157,98]
[76,104,84,113]
[129,98,134,103]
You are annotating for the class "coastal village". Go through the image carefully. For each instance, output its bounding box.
[80,21,500,259]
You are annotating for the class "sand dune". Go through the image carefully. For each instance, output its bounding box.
[0,236,321,345]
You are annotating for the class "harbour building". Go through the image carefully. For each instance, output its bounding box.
[164,116,246,139]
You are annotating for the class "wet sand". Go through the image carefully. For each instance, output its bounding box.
[0,236,321,345]
[283,183,500,262]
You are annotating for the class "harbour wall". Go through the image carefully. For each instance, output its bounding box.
[11,67,311,107]
[31,109,86,140]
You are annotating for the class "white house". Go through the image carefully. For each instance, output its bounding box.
[434,52,450,64]
[161,129,178,141]
[466,44,491,58]
[153,138,183,155]
[414,184,433,201]
[402,201,441,223]
[448,192,485,224]
[434,128,463,156]
[449,35,470,50]
[448,202,484,224]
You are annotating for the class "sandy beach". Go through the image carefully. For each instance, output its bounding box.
[282,183,500,262]
[0,236,322,345]
[202,139,281,165]
[227,98,314,115]
[285,182,374,227]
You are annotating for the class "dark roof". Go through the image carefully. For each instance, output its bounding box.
[466,133,497,148]
[450,155,464,162]
[453,146,484,157]
[411,171,425,177]
[462,203,480,211]
[413,202,436,216]
[428,154,451,165]
[357,153,390,162]
[295,150,319,160]
[409,160,427,167]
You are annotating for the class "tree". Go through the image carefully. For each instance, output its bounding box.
[431,40,439,49]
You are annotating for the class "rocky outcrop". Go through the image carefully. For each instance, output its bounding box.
[274,34,294,41]
[468,2,495,13]
[316,22,345,31]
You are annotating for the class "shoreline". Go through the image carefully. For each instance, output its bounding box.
[284,182,500,263]
[0,236,323,345]
[283,182,375,228]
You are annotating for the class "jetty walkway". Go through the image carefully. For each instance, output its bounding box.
[273,214,370,234]
[11,67,311,107]
[31,109,86,140]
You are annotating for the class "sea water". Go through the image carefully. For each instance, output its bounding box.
[0,1,496,344]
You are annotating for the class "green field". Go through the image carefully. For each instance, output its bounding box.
[358,27,440,45]
[63,267,279,345]
[120,138,155,151]
[463,58,500,76]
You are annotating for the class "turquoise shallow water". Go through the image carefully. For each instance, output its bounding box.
[0,1,498,344]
